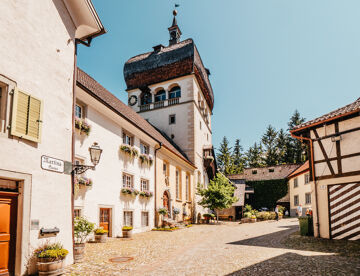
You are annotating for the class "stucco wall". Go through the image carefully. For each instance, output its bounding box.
[74,88,156,236]
[0,1,76,274]
[289,173,312,216]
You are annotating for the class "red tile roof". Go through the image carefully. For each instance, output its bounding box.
[292,97,360,132]
[77,68,195,167]
[287,161,309,179]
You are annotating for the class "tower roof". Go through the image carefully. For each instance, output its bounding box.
[123,38,214,111]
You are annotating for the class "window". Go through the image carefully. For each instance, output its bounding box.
[0,85,7,132]
[122,132,133,145]
[305,193,311,205]
[154,90,166,102]
[74,208,82,218]
[169,86,181,99]
[269,168,274,173]
[75,103,84,118]
[305,174,310,184]
[122,173,133,188]
[141,179,149,191]
[294,178,298,188]
[294,195,299,206]
[140,142,149,154]
[186,174,191,201]
[141,211,149,227]
[176,169,181,200]
[11,88,43,143]
[140,92,152,105]
[169,114,176,125]
[252,170,257,175]
[163,162,168,175]
[123,211,133,226]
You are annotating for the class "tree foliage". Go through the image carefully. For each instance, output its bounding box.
[246,142,264,168]
[197,173,238,220]
[261,125,279,166]
[217,137,234,175]
[232,139,245,174]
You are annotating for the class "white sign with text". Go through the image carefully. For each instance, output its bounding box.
[41,155,64,173]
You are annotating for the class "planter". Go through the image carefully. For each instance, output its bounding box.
[37,259,64,276]
[95,234,107,243]
[251,218,257,223]
[122,230,132,238]
[73,243,85,263]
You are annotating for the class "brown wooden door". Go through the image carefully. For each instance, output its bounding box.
[0,193,17,276]
[99,208,111,237]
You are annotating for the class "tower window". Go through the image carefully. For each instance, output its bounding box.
[169,114,176,125]
[169,86,181,99]
[171,134,175,139]
[155,89,166,102]
[140,92,152,105]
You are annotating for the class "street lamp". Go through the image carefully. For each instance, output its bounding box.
[73,142,103,175]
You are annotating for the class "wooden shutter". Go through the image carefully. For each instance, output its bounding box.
[11,88,43,143]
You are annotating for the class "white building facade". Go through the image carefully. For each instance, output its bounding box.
[0,0,104,274]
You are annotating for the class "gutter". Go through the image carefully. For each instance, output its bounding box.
[290,132,320,237]
[154,142,162,227]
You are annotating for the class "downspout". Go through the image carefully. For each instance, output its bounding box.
[291,132,320,237]
[154,142,162,227]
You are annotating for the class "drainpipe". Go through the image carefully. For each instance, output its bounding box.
[291,132,320,237]
[154,142,162,227]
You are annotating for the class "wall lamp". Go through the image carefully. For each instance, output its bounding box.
[72,142,103,175]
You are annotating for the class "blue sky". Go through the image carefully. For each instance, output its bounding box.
[78,0,360,152]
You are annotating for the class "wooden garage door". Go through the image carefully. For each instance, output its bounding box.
[329,183,360,240]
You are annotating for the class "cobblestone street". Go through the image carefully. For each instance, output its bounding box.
[65,218,360,275]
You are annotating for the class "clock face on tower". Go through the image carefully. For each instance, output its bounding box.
[128,95,138,106]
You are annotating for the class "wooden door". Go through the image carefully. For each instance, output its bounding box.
[0,193,17,276]
[163,192,170,217]
[99,208,111,237]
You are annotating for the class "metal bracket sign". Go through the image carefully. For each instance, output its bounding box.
[41,155,64,173]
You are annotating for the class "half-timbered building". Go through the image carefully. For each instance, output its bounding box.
[291,97,360,240]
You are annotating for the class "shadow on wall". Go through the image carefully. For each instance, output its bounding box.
[225,252,360,276]
[52,0,76,40]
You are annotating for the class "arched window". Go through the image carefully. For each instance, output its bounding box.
[140,92,152,105]
[169,86,181,99]
[155,89,166,102]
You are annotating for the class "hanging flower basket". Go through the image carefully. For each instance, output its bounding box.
[75,176,93,187]
[121,188,139,196]
[139,154,153,166]
[139,190,153,198]
[120,145,139,158]
[75,117,91,136]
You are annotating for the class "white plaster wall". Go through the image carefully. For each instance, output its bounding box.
[0,1,75,274]
[74,88,156,236]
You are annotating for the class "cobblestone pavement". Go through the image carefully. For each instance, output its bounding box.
[65,219,360,275]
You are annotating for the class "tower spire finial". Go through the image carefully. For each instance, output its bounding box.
[168,4,182,46]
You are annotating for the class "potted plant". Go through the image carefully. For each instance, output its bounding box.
[35,242,68,276]
[173,207,180,221]
[122,226,133,238]
[73,216,95,263]
[158,207,168,226]
[139,190,153,198]
[94,227,108,243]
[251,215,257,223]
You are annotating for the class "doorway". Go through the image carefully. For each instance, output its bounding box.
[99,208,112,237]
[0,191,18,276]
[163,191,170,217]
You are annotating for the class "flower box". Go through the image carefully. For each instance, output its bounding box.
[119,144,139,158]
[139,154,153,166]
[121,187,139,196]
[75,117,91,136]
[75,176,93,187]
[139,190,153,198]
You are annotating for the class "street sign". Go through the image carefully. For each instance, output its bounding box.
[41,155,64,173]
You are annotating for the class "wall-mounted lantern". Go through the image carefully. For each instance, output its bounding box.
[73,142,103,175]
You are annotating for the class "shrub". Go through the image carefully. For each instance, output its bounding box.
[94,227,108,235]
[74,216,95,244]
[268,212,277,220]
[122,226,133,231]
[244,204,253,213]
[158,208,168,215]
[256,211,270,220]
[244,212,252,218]
[35,242,68,262]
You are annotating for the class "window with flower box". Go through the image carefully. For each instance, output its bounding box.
[140,142,149,155]
[141,179,149,191]
[122,131,133,146]
[122,173,133,188]
[141,211,149,227]
[176,169,182,200]
[75,103,84,119]
[74,208,82,218]
[123,211,133,226]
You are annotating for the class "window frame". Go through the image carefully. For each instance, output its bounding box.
[304,173,310,184]
[141,211,149,227]
[293,178,298,188]
[141,178,149,191]
[294,195,299,206]
[75,103,84,119]
[169,86,181,99]
[140,142,149,155]
[122,173,133,188]
[169,114,176,125]
[186,173,191,201]
[74,208,82,218]
[305,193,311,205]
[123,211,133,226]
[176,168,182,200]
[154,89,166,102]
[122,131,133,146]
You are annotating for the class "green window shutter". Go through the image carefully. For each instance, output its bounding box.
[11,88,43,143]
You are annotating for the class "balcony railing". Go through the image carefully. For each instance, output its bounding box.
[138,98,180,112]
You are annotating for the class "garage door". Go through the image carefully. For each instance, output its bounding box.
[329,183,360,240]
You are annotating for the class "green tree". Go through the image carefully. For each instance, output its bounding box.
[261,125,279,166]
[246,142,264,168]
[287,110,307,163]
[197,173,238,221]
[216,136,234,175]
[232,139,245,173]
[276,128,293,164]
